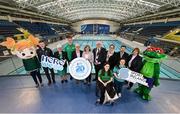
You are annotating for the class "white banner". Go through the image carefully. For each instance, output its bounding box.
[41,55,65,71]
[69,57,91,80]
[118,68,148,87]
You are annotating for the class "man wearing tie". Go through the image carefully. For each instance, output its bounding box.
[93,41,107,81]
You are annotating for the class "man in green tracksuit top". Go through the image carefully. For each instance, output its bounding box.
[63,35,75,80]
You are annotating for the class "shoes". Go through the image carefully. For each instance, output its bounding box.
[84,81,87,85]
[65,80,68,83]
[110,101,114,106]
[76,80,79,84]
[87,82,91,86]
[118,93,121,97]
[35,84,39,88]
[127,86,131,90]
[53,80,56,84]
[95,99,102,105]
[48,81,51,86]
[40,83,44,87]
[61,80,64,84]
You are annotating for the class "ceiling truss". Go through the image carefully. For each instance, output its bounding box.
[13,0,180,22]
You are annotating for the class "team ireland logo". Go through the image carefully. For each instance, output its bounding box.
[69,57,91,80]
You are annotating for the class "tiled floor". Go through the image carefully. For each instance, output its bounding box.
[0,76,179,113]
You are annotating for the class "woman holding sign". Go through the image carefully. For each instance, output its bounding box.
[54,45,68,83]
[96,62,118,105]
[127,48,143,89]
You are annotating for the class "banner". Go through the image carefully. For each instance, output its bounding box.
[69,57,91,80]
[41,55,65,71]
[118,68,148,87]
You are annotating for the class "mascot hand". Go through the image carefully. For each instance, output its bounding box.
[154,78,160,87]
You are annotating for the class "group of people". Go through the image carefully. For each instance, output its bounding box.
[29,35,143,105]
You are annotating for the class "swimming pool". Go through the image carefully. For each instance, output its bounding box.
[2,35,180,80]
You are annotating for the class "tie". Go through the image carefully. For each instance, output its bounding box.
[96,48,99,60]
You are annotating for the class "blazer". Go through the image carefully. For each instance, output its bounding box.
[72,50,83,59]
[116,51,129,66]
[36,47,54,62]
[93,47,107,66]
[106,51,117,69]
[127,54,143,73]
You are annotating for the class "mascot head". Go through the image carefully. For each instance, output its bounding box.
[143,46,167,62]
[0,35,39,59]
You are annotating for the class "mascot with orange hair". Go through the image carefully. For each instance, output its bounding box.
[0,35,43,87]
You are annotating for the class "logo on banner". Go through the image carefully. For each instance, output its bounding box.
[118,68,148,87]
[41,55,65,71]
[69,57,91,80]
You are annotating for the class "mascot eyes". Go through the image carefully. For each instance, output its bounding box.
[156,50,161,53]
[22,53,25,56]
[30,52,33,54]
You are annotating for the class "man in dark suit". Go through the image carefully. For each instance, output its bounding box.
[116,45,129,66]
[93,41,106,97]
[93,41,107,81]
[36,40,55,85]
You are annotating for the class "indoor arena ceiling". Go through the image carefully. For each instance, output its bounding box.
[12,0,180,23]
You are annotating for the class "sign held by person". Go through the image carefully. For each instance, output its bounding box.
[41,55,65,71]
[69,57,91,80]
[118,68,148,87]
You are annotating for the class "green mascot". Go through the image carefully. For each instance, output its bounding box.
[135,46,167,101]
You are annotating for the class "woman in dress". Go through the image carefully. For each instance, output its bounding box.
[54,44,68,83]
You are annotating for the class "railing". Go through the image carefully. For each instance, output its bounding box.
[0,56,23,75]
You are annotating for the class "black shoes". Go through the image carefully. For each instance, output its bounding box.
[53,80,56,84]
[61,80,68,84]
[61,80,64,84]
[48,81,51,86]
[127,86,131,90]
[64,80,68,83]
[35,84,39,88]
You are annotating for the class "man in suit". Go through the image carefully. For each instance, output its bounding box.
[93,41,107,81]
[93,41,106,97]
[116,45,129,66]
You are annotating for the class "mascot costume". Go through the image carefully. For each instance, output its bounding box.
[135,46,167,100]
[0,33,43,87]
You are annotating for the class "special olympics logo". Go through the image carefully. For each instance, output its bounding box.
[69,57,91,80]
